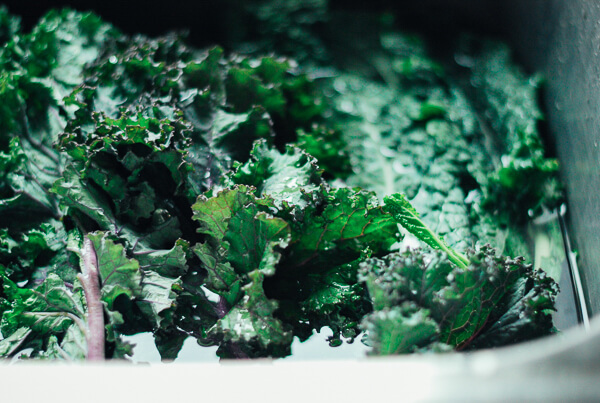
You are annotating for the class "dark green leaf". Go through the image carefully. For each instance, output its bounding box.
[359,246,557,353]
[384,193,469,268]
[285,188,397,269]
[361,303,443,355]
[230,140,322,210]
[211,270,293,358]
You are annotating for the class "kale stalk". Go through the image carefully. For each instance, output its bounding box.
[77,237,104,361]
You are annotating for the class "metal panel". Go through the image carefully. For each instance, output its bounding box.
[503,0,600,316]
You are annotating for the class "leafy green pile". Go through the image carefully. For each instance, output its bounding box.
[362,194,556,355]
[0,5,559,361]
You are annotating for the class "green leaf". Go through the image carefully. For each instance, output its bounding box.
[182,46,226,105]
[191,185,258,243]
[76,231,178,355]
[133,239,189,278]
[230,140,322,210]
[384,193,469,268]
[211,270,293,358]
[0,10,115,229]
[0,219,76,285]
[41,323,87,360]
[51,163,116,230]
[224,205,291,276]
[296,257,371,344]
[192,242,239,301]
[359,249,453,311]
[467,40,563,220]
[154,327,188,361]
[85,232,142,309]
[467,269,558,349]
[211,108,274,161]
[137,270,181,329]
[285,188,397,269]
[0,327,31,356]
[295,125,352,179]
[0,271,89,359]
[361,303,442,355]
[191,186,283,310]
[53,160,185,251]
[0,137,60,218]
[358,246,557,353]
[1,273,86,336]
[226,65,287,115]
[324,65,492,254]
[224,55,324,138]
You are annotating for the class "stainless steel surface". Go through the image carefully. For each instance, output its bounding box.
[559,204,590,329]
[504,0,600,318]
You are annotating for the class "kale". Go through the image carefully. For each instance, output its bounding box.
[229,0,329,62]
[384,193,469,269]
[459,40,563,223]
[0,7,560,361]
[362,194,557,354]
[359,246,557,354]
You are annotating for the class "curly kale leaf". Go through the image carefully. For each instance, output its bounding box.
[227,143,398,344]
[0,9,114,223]
[189,143,400,356]
[359,246,557,355]
[294,125,352,180]
[210,270,293,359]
[361,303,446,355]
[228,139,322,210]
[282,187,398,270]
[0,272,90,359]
[224,205,291,277]
[0,219,76,285]
[467,41,563,221]
[224,56,325,135]
[66,35,325,196]
[190,185,292,357]
[229,143,398,271]
[371,193,557,353]
[192,185,262,243]
[282,255,372,345]
[55,105,194,249]
[466,268,559,349]
[133,239,189,278]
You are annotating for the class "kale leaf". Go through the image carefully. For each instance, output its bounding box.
[0,6,562,361]
[359,246,557,354]
[463,40,563,222]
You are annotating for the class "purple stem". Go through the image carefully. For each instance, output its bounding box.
[78,236,105,361]
[216,296,228,319]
